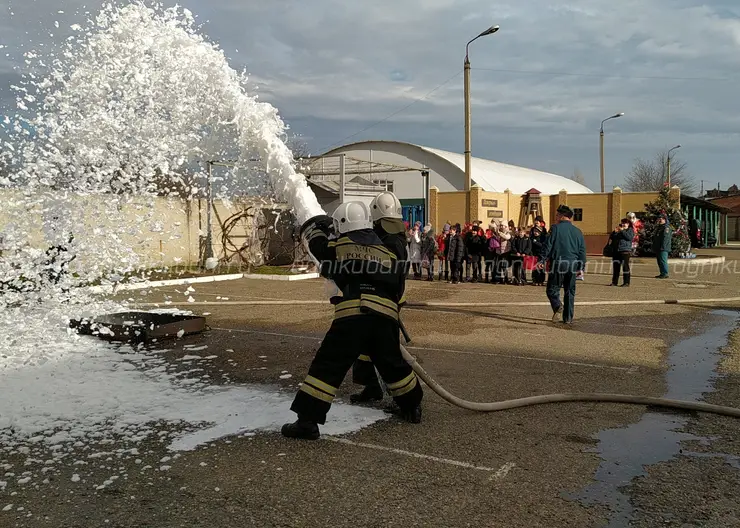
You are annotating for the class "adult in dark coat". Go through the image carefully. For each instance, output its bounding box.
[609,218,634,287]
[653,214,673,279]
[538,205,587,325]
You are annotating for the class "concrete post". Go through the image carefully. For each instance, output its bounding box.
[556,189,568,224]
[429,186,439,230]
[611,186,623,231]
[469,184,482,225]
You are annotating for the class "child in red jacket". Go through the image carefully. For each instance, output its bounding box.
[436,223,450,281]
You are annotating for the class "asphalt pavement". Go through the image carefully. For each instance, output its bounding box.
[4,248,740,527]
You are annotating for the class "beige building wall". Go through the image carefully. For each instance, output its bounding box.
[432,187,664,253]
[464,188,532,228]
[435,191,467,227]
[621,193,662,217]
[567,193,612,234]
[0,190,267,270]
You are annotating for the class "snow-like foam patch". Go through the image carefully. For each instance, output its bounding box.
[169,389,386,451]
[0,306,385,458]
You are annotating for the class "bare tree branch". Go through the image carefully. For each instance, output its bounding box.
[570,167,586,185]
[623,149,697,195]
[285,134,312,160]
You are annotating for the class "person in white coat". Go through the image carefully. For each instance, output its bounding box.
[407,221,422,279]
[494,222,512,284]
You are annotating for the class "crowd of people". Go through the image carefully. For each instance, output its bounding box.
[403,217,549,286]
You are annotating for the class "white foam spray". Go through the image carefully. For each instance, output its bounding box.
[2,2,324,292]
[0,3,342,476]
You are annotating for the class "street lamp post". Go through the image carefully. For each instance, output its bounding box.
[201,160,236,268]
[667,145,681,187]
[599,112,624,192]
[204,161,214,263]
[464,24,499,221]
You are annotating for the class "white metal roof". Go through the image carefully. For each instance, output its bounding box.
[418,145,592,194]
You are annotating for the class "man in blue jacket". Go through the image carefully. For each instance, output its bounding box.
[538,205,587,326]
[653,214,673,279]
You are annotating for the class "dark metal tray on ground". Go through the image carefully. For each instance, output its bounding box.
[69,311,206,342]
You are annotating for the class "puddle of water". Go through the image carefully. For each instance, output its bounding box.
[568,310,738,527]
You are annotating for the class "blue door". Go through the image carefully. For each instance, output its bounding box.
[402,205,425,226]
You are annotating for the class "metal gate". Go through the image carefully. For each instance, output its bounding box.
[402,205,424,226]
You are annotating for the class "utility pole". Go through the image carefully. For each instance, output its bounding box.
[464,24,499,222]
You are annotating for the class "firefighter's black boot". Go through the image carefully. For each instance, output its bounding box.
[350,384,384,404]
[399,405,422,424]
[281,418,320,440]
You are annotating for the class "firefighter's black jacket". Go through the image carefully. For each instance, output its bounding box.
[374,217,408,307]
[301,215,401,322]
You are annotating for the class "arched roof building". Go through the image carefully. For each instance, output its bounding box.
[319,140,592,198]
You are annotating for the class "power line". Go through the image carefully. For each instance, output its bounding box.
[315,70,463,154]
[472,67,732,82]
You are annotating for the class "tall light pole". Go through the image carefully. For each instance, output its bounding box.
[667,145,681,187]
[599,112,624,192]
[464,24,499,221]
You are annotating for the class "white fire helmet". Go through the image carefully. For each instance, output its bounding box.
[369,191,403,221]
[332,201,372,234]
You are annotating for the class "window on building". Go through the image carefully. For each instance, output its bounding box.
[372,179,394,192]
[573,208,583,222]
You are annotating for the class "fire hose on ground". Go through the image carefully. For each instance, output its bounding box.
[134,296,740,419]
[397,321,740,419]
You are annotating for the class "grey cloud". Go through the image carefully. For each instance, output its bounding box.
[1,0,739,190]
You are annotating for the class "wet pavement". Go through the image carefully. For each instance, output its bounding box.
[5,250,740,527]
[572,311,738,527]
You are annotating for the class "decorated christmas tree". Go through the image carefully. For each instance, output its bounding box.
[638,184,691,257]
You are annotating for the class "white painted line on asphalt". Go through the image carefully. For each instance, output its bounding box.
[409,345,632,371]
[409,296,740,307]
[137,300,328,307]
[404,306,684,333]
[577,321,683,333]
[325,437,510,474]
[212,327,320,341]
[134,296,740,308]
[209,327,630,371]
[491,461,516,481]
[242,272,319,281]
[88,273,245,293]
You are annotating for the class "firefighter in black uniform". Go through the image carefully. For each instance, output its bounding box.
[281,201,424,440]
[350,191,408,404]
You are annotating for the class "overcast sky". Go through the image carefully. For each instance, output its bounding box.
[2,0,740,193]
